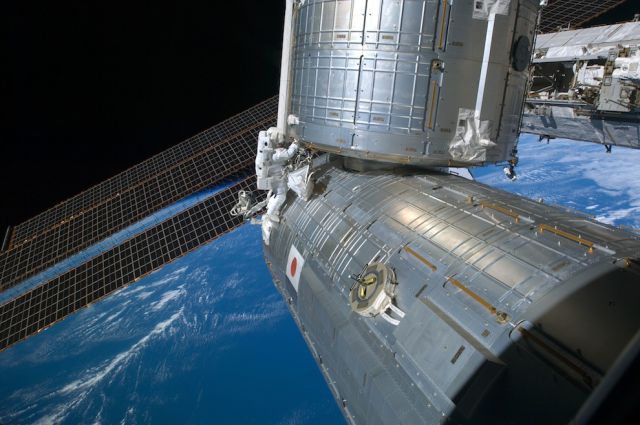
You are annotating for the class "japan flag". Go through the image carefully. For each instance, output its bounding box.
[286,244,305,292]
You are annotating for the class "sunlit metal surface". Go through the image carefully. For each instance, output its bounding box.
[264,163,640,424]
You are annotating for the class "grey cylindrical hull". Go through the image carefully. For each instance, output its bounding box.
[290,0,539,166]
[264,164,640,424]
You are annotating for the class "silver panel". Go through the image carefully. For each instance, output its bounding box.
[290,0,540,166]
[264,164,640,424]
[535,22,640,52]
[521,107,640,149]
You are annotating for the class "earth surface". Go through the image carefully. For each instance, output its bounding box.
[0,135,639,424]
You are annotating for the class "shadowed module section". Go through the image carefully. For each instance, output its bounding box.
[0,176,265,351]
[0,97,277,293]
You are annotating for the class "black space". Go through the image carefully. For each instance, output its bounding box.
[1,1,284,234]
[0,1,637,236]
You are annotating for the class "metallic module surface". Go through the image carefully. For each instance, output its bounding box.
[3,1,640,424]
[289,0,539,165]
[264,163,640,424]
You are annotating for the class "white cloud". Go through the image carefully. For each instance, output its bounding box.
[149,286,186,312]
[33,309,184,425]
[476,135,640,228]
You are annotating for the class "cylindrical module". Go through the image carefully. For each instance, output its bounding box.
[264,164,640,424]
[289,0,539,166]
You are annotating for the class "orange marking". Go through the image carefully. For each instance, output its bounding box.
[538,224,594,253]
[404,245,437,272]
[479,201,521,223]
[438,0,448,50]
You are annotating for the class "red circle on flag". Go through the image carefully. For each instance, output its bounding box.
[290,257,298,277]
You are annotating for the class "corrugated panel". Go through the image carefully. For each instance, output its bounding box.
[535,21,640,49]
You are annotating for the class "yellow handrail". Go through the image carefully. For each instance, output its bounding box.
[404,245,437,272]
[538,224,594,254]
[446,276,509,324]
[479,201,521,223]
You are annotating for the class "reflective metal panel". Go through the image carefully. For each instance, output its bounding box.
[290,0,539,166]
[264,164,640,424]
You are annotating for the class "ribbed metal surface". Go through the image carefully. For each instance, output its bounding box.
[0,99,276,293]
[539,0,628,34]
[534,20,640,49]
[8,96,277,249]
[265,164,640,424]
[292,0,436,135]
[290,0,539,166]
[0,176,262,352]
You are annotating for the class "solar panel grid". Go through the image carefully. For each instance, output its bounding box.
[0,133,262,293]
[7,121,258,247]
[0,176,262,351]
[8,96,278,248]
[539,0,627,33]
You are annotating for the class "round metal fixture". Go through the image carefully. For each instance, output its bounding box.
[512,35,531,72]
[349,263,397,318]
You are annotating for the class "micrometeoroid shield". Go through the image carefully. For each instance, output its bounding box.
[288,0,539,167]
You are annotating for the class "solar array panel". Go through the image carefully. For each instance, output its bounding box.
[0,176,263,352]
[7,96,278,249]
[0,99,277,293]
[538,0,627,34]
